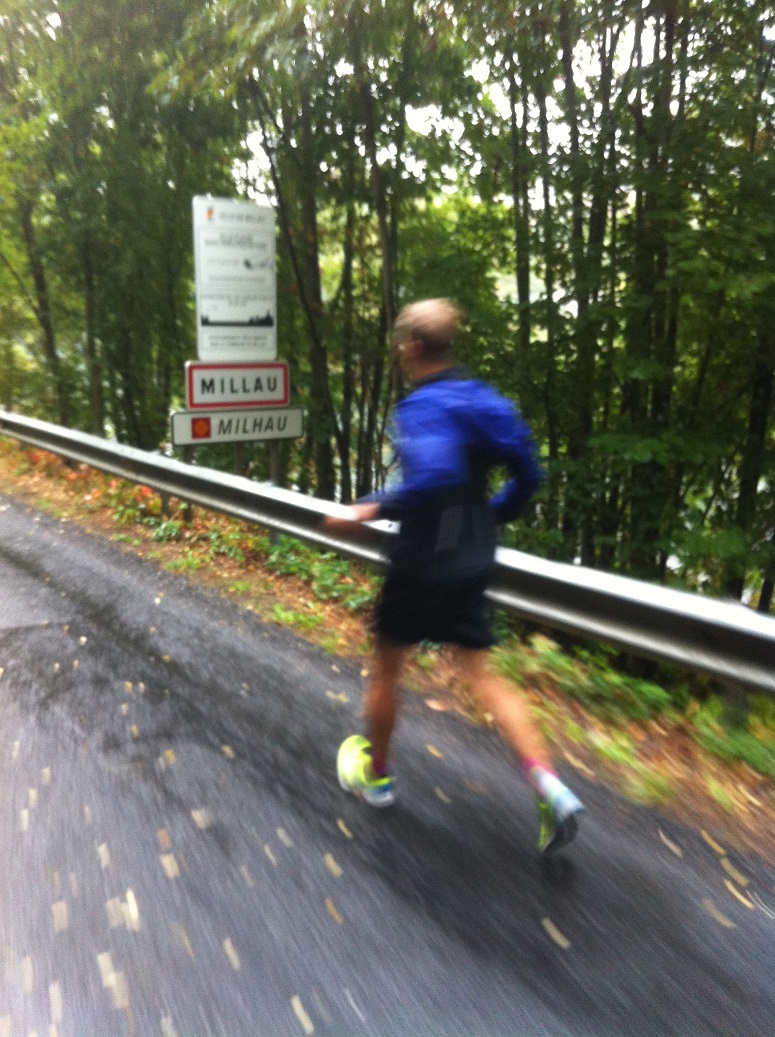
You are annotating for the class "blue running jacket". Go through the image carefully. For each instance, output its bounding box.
[369,367,542,580]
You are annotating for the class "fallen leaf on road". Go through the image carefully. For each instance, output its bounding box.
[702,898,735,928]
[325,898,343,924]
[542,917,571,949]
[701,830,726,855]
[160,854,179,879]
[223,938,240,971]
[21,955,33,994]
[291,996,314,1035]
[724,880,753,909]
[720,857,748,887]
[658,829,683,858]
[191,808,211,830]
[52,901,68,933]
[324,853,342,878]
[50,980,63,1024]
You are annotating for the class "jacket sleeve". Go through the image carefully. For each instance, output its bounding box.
[362,386,542,524]
[363,395,469,520]
[467,392,543,524]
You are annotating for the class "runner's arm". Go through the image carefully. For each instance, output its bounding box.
[469,396,543,524]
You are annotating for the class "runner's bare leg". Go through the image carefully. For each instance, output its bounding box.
[456,647,552,770]
[362,637,410,770]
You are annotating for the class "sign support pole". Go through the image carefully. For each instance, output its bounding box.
[181,446,194,524]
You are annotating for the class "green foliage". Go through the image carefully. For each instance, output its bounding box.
[496,635,672,723]
[163,551,203,573]
[272,604,323,632]
[109,533,135,544]
[705,777,735,813]
[623,768,674,808]
[151,519,183,542]
[592,731,638,767]
[416,651,436,674]
[263,536,378,611]
[205,529,246,563]
[499,636,775,781]
[111,485,160,524]
[690,696,775,780]
[551,647,670,722]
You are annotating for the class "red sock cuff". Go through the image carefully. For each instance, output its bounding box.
[369,751,388,778]
[522,757,556,781]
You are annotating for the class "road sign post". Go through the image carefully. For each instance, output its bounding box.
[184,198,300,485]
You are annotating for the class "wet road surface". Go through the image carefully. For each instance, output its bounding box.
[0,493,774,1036]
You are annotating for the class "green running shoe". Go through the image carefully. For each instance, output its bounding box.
[337,735,395,807]
[537,786,584,855]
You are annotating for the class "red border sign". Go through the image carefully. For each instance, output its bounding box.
[185,361,289,410]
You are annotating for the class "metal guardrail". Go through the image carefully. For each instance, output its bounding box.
[1,409,774,692]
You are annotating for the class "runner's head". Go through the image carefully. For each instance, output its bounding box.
[393,299,463,367]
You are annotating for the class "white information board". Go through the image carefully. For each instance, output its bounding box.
[193,196,277,362]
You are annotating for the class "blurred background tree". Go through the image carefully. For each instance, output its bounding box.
[0,0,772,608]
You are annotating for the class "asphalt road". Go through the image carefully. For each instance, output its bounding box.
[0,492,774,1037]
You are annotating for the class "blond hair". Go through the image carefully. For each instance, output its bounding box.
[393,298,464,360]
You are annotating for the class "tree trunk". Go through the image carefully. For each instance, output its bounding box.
[338,186,356,503]
[248,72,338,499]
[18,198,71,427]
[507,56,531,358]
[725,332,774,599]
[535,33,562,549]
[81,232,104,434]
[758,533,774,614]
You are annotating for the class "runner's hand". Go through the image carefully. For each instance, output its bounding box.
[321,502,380,535]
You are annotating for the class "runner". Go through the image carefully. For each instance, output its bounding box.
[324,299,584,853]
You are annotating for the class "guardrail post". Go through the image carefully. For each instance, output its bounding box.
[234,442,245,477]
[268,442,281,545]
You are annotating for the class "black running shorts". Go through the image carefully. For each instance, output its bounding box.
[374,571,496,649]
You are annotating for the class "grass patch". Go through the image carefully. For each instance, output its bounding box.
[273,604,323,631]
[321,632,347,654]
[263,536,379,611]
[228,581,251,595]
[623,767,674,807]
[163,552,204,573]
[496,634,672,723]
[706,776,735,812]
[690,696,775,780]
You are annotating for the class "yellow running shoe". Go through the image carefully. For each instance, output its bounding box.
[537,787,584,855]
[337,735,395,807]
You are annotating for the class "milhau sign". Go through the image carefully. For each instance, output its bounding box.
[171,406,303,447]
